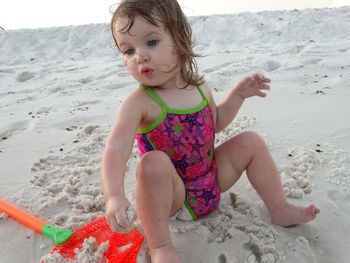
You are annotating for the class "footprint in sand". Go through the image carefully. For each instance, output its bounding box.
[0,120,29,141]
[327,189,346,204]
[217,253,227,263]
[16,71,35,82]
[79,76,93,84]
[280,146,318,199]
[261,60,281,72]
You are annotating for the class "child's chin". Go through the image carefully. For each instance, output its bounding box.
[140,79,160,87]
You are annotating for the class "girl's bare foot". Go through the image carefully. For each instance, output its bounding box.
[271,203,320,227]
[149,244,183,263]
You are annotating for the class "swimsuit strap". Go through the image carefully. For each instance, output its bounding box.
[141,85,169,112]
[141,84,209,111]
[197,85,210,105]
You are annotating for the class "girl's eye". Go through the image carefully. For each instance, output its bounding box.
[124,48,134,55]
[147,39,159,47]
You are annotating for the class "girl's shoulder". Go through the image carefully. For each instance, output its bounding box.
[120,85,161,120]
[198,80,213,100]
[122,86,154,106]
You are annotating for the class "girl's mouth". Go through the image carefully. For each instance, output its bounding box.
[141,67,153,77]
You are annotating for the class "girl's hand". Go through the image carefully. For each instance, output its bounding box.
[236,73,271,99]
[105,195,133,233]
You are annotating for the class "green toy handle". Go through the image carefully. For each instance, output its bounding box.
[0,199,72,244]
[42,224,72,244]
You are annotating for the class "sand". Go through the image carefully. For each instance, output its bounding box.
[1,6,350,263]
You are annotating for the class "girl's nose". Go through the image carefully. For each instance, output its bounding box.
[135,50,149,64]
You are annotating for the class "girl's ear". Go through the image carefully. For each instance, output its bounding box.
[197,77,206,85]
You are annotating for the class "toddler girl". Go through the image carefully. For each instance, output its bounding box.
[101,1,320,262]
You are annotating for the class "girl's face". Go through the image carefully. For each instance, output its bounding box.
[114,15,180,88]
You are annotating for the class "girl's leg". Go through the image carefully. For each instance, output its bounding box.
[136,150,185,263]
[215,131,319,227]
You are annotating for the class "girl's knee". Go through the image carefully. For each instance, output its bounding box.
[136,150,170,179]
[236,131,266,150]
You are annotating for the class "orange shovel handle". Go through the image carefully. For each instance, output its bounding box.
[0,199,46,234]
[0,199,72,244]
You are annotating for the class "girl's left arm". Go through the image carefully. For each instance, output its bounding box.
[203,73,271,133]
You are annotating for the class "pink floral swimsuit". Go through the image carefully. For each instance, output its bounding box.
[136,85,220,220]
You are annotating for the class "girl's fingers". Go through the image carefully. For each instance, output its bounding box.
[259,73,271,83]
[261,84,271,90]
[107,214,121,232]
[255,90,267,97]
[263,77,271,83]
[253,73,271,83]
[115,210,129,229]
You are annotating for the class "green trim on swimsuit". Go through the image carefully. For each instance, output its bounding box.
[146,133,157,150]
[184,198,198,220]
[137,111,167,134]
[136,84,208,134]
[209,149,214,161]
[142,85,170,111]
[197,85,210,105]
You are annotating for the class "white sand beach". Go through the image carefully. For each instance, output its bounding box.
[1,6,350,263]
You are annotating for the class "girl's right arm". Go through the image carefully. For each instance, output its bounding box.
[101,90,143,232]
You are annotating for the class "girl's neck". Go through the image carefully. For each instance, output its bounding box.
[155,71,188,90]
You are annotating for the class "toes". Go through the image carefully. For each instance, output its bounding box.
[309,204,320,215]
[307,205,320,221]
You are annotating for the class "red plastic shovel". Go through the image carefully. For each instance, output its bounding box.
[0,199,143,262]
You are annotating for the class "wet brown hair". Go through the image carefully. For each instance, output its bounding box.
[111,0,202,88]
